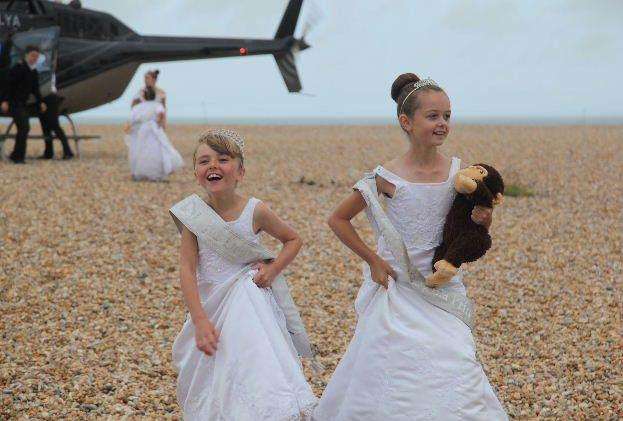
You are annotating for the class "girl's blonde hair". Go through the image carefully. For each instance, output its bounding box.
[193,129,244,168]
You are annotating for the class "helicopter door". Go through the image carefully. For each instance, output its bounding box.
[9,26,60,98]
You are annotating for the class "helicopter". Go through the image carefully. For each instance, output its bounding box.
[0,0,310,156]
[0,0,310,115]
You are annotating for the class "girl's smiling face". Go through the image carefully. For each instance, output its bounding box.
[399,90,451,147]
[194,144,244,194]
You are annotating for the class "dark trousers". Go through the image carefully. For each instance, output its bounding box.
[40,94,73,158]
[9,104,30,162]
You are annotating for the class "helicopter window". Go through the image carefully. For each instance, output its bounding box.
[59,11,84,38]
[35,0,47,13]
[58,10,110,40]
[4,0,39,14]
[110,22,119,38]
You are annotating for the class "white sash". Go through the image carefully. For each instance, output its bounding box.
[354,174,475,329]
[169,194,318,361]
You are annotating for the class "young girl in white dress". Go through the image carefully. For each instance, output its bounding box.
[170,129,317,420]
[125,87,183,181]
[132,69,167,127]
[313,74,508,420]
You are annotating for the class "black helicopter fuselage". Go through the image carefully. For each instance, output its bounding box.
[0,0,307,114]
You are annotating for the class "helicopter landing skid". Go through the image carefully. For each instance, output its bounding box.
[1,114,100,161]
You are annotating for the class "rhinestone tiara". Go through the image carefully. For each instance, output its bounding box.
[399,78,440,114]
[206,128,245,152]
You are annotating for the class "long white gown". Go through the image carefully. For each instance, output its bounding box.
[172,198,317,420]
[313,158,508,421]
[126,101,183,181]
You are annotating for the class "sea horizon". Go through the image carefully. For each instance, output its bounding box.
[2,115,622,127]
[63,115,623,126]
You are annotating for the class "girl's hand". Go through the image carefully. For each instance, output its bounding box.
[471,206,493,229]
[369,255,397,288]
[123,122,131,134]
[253,261,279,288]
[194,317,219,356]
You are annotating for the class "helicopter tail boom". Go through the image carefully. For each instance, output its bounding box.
[125,0,308,92]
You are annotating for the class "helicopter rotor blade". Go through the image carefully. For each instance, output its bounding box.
[298,0,327,41]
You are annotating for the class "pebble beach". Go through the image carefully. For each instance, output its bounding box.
[1,123,621,419]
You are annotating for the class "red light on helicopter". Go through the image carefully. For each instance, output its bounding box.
[239,47,248,55]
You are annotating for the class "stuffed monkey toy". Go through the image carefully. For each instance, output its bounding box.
[426,163,504,288]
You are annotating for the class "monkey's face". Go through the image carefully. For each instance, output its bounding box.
[454,165,488,194]
[455,164,505,206]
[459,165,488,183]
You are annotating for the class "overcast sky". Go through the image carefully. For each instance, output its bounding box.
[79,0,623,122]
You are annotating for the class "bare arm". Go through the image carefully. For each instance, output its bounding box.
[179,227,203,322]
[157,111,165,127]
[327,191,377,265]
[327,183,397,287]
[252,202,302,287]
[131,90,142,108]
[179,226,218,354]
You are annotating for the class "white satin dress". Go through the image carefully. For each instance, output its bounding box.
[126,101,183,181]
[313,158,508,421]
[173,198,317,420]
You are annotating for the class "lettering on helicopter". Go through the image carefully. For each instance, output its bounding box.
[0,13,22,29]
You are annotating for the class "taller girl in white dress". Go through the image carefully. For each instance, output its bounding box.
[132,69,166,107]
[313,74,507,420]
[170,129,317,420]
[125,87,183,181]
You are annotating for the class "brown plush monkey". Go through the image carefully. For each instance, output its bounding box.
[426,164,504,287]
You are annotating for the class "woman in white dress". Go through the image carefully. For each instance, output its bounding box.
[313,73,507,420]
[170,129,317,420]
[132,69,166,106]
[125,87,183,181]
[132,69,167,127]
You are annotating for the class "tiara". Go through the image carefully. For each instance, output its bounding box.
[209,128,245,152]
[399,78,439,114]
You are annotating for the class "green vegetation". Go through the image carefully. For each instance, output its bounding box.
[505,184,535,197]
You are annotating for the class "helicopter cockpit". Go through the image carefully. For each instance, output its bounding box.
[0,27,60,105]
[1,0,47,69]
[1,0,62,110]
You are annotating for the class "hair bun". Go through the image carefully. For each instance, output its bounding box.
[391,73,420,102]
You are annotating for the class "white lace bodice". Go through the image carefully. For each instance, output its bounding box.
[196,198,261,285]
[374,157,460,276]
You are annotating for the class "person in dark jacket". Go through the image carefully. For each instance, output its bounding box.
[38,56,74,160]
[1,45,47,164]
